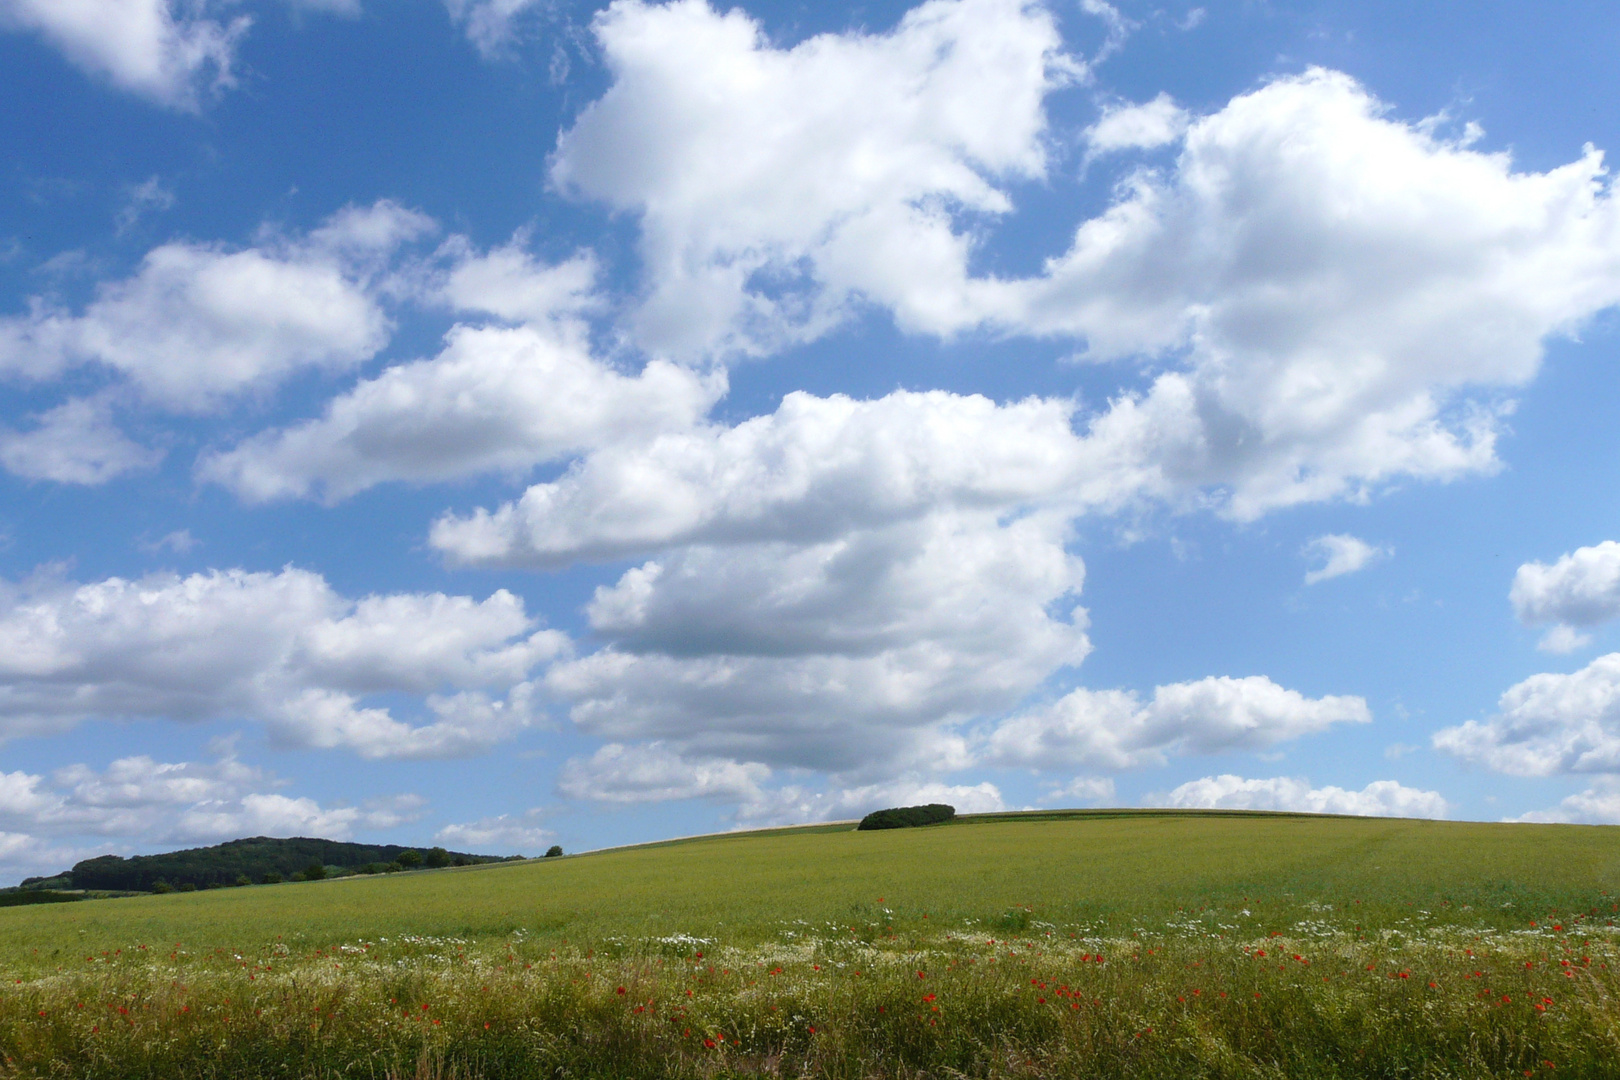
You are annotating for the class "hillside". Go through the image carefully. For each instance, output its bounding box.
[19,835,511,893]
[1,808,1615,954]
[2,810,1617,1079]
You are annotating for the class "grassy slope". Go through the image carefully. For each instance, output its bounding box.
[4,812,1620,1079]
[3,810,1617,959]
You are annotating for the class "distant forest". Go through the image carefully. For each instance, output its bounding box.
[24,837,513,892]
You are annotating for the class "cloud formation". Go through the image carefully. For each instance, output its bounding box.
[1157,774,1448,818]
[0,0,246,109]
[1513,780,1620,825]
[1085,93,1187,155]
[18,0,1611,838]
[433,390,1090,569]
[548,510,1087,775]
[0,396,160,484]
[738,778,1006,826]
[1303,534,1388,585]
[0,202,430,412]
[983,675,1370,770]
[560,35,1620,516]
[435,808,551,852]
[553,0,1076,357]
[558,740,1006,826]
[199,241,726,502]
[201,324,721,503]
[557,742,769,805]
[1433,652,1620,776]
[1011,69,1620,517]
[1512,541,1620,652]
[0,746,423,883]
[0,566,564,758]
[176,792,407,843]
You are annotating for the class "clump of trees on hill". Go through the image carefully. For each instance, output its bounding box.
[856,804,956,830]
[0,890,82,908]
[58,837,517,892]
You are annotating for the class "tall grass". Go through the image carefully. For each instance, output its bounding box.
[1,812,1617,1077]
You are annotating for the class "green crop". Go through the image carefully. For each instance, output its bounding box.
[0,810,1616,1078]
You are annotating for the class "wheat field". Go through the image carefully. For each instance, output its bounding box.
[1,810,1617,1078]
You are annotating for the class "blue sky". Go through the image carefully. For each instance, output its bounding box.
[1,0,1619,880]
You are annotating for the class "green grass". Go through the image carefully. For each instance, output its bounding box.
[6,810,1616,954]
[1,810,1618,1078]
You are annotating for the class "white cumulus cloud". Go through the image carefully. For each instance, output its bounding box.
[432,242,599,325]
[552,0,1077,357]
[558,48,1620,518]
[0,396,161,484]
[53,754,264,821]
[1513,780,1620,825]
[546,510,1087,776]
[435,809,550,853]
[559,740,1008,826]
[431,389,1092,569]
[176,793,374,843]
[0,745,423,867]
[1432,652,1620,777]
[199,241,727,502]
[0,566,565,758]
[1157,774,1448,817]
[0,833,101,886]
[983,675,1370,770]
[200,324,722,503]
[558,742,771,805]
[0,202,431,412]
[1511,541,1620,652]
[1537,625,1593,655]
[1008,69,1620,517]
[1085,93,1188,155]
[0,0,247,109]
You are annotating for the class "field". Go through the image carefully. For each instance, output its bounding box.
[1,809,1618,1078]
